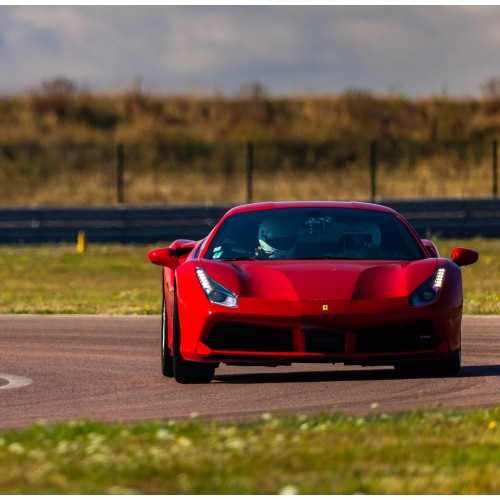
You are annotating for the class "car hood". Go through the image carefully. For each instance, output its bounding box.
[201,259,438,301]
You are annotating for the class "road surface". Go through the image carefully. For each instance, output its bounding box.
[0,315,498,430]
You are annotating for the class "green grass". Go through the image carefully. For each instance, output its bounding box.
[0,243,160,314]
[0,238,498,315]
[0,408,498,494]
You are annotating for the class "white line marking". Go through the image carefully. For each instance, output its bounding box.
[0,373,33,390]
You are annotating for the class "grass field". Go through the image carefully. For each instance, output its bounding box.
[0,244,159,315]
[0,238,497,315]
[0,408,498,494]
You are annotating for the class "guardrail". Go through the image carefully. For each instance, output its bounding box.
[0,199,499,244]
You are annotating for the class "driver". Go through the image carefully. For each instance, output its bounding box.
[255,216,298,259]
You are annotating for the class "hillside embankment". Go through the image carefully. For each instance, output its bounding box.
[2,85,500,143]
[1,85,499,205]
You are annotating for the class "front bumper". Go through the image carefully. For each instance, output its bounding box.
[179,295,462,366]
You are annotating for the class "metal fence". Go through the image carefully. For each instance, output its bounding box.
[0,140,498,206]
[1,198,499,244]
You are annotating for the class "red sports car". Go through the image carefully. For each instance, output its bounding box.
[148,201,478,384]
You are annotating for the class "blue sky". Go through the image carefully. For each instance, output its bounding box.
[1,5,500,97]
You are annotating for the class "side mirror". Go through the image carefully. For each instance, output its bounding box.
[148,248,181,270]
[451,247,479,267]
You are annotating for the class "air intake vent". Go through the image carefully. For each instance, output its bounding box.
[305,330,345,353]
[356,321,439,353]
[206,322,294,352]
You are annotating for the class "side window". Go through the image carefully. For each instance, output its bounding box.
[206,215,261,260]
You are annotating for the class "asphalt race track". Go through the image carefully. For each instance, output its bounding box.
[1,315,498,431]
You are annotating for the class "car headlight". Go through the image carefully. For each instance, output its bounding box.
[409,267,446,306]
[195,268,238,308]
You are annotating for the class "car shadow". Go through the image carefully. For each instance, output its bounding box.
[215,368,395,384]
[213,364,500,384]
[460,364,500,377]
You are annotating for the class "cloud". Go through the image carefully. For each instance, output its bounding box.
[1,5,500,96]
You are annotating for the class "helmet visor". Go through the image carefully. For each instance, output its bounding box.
[262,234,297,250]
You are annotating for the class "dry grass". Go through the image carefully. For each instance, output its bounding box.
[0,89,498,205]
[0,158,492,206]
[124,169,369,205]
[1,89,494,143]
[376,159,493,199]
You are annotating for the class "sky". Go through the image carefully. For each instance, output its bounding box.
[1,5,500,98]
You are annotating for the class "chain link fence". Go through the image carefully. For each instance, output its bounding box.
[0,140,498,206]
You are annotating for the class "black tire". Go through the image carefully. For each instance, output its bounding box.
[160,293,174,377]
[172,292,215,384]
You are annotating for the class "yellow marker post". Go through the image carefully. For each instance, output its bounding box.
[77,230,87,253]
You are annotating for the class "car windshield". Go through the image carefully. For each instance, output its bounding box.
[204,207,426,261]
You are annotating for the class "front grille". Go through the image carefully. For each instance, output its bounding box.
[356,321,439,353]
[305,330,345,353]
[206,322,294,352]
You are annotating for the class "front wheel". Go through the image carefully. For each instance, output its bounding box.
[160,293,174,377]
[172,293,216,384]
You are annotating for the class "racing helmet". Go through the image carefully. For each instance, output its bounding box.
[258,217,297,259]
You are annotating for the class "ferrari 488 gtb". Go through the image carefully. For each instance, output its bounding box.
[148,201,478,384]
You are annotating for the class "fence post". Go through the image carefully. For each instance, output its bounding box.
[117,142,125,204]
[493,139,498,199]
[246,141,254,203]
[369,140,377,202]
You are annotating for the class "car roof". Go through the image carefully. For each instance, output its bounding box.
[223,201,398,217]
